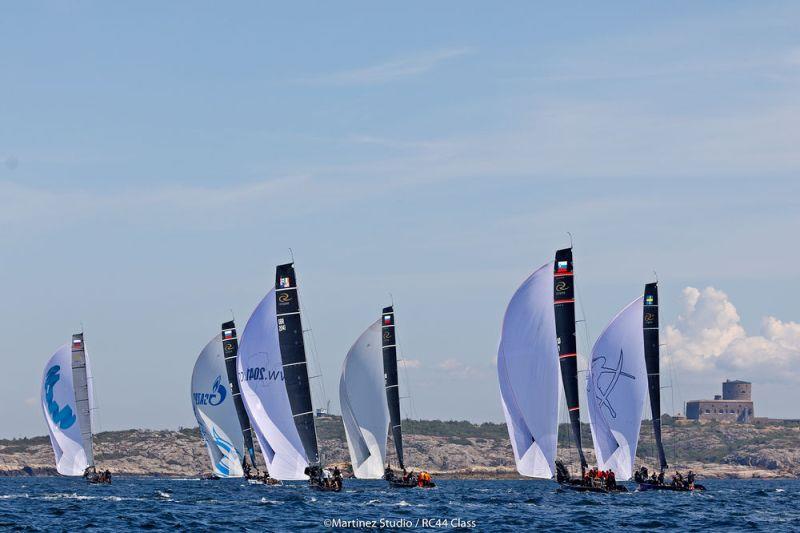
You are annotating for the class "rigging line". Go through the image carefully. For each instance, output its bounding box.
[289,261,326,465]
[573,256,593,426]
[293,269,329,414]
[394,305,418,422]
[662,335,679,463]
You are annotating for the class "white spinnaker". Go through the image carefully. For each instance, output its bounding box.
[237,288,308,480]
[191,334,245,477]
[42,344,91,475]
[497,262,560,478]
[587,296,647,480]
[339,318,389,479]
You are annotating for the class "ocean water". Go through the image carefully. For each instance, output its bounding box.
[0,477,798,531]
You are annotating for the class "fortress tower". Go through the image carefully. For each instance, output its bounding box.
[686,380,754,422]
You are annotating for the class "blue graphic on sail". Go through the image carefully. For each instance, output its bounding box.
[211,425,238,477]
[43,366,76,430]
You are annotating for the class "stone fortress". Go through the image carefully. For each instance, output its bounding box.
[686,380,754,422]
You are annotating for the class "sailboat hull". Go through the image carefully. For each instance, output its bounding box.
[387,478,436,489]
[309,479,342,492]
[557,481,628,494]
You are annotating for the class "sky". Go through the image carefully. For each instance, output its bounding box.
[1,2,799,438]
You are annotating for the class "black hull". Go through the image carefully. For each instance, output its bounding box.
[638,483,706,492]
[558,481,627,494]
[388,479,436,489]
[309,480,342,492]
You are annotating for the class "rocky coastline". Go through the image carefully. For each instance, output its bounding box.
[2,417,798,479]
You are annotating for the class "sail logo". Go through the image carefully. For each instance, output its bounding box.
[211,425,239,477]
[194,376,227,406]
[43,365,76,430]
[278,292,291,303]
[555,280,569,292]
[591,349,635,419]
[244,366,284,382]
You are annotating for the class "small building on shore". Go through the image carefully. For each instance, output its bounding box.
[686,380,754,422]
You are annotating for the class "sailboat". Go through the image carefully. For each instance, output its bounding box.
[381,306,435,488]
[585,291,648,483]
[238,262,341,491]
[634,282,705,492]
[339,316,389,479]
[220,320,267,482]
[498,247,612,491]
[42,333,109,483]
[190,323,252,479]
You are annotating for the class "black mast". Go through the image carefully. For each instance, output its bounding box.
[221,320,258,468]
[554,247,587,471]
[643,282,668,472]
[381,306,404,469]
[275,263,320,466]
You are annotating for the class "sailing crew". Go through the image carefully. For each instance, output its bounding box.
[384,464,395,481]
[687,471,696,489]
[605,470,616,489]
[657,471,665,485]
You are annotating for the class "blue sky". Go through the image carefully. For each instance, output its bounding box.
[1,2,799,437]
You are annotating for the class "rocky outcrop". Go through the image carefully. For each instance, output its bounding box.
[2,418,798,478]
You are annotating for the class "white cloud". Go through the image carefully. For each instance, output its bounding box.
[436,357,490,379]
[665,287,800,381]
[298,47,473,85]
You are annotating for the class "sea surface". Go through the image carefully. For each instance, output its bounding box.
[0,477,798,531]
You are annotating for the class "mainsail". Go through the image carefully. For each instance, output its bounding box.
[643,282,668,471]
[554,248,588,470]
[497,263,560,478]
[41,336,95,476]
[191,333,245,477]
[70,334,94,469]
[237,285,308,480]
[221,320,257,467]
[274,263,320,466]
[586,296,648,480]
[339,318,389,478]
[382,306,404,469]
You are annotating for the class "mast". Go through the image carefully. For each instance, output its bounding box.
[275,263,320,466]
[70,333,94,468]
[643,282,668,471]
[221,320,258,468]
[381,306,404,469]
[553,248,587,471]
